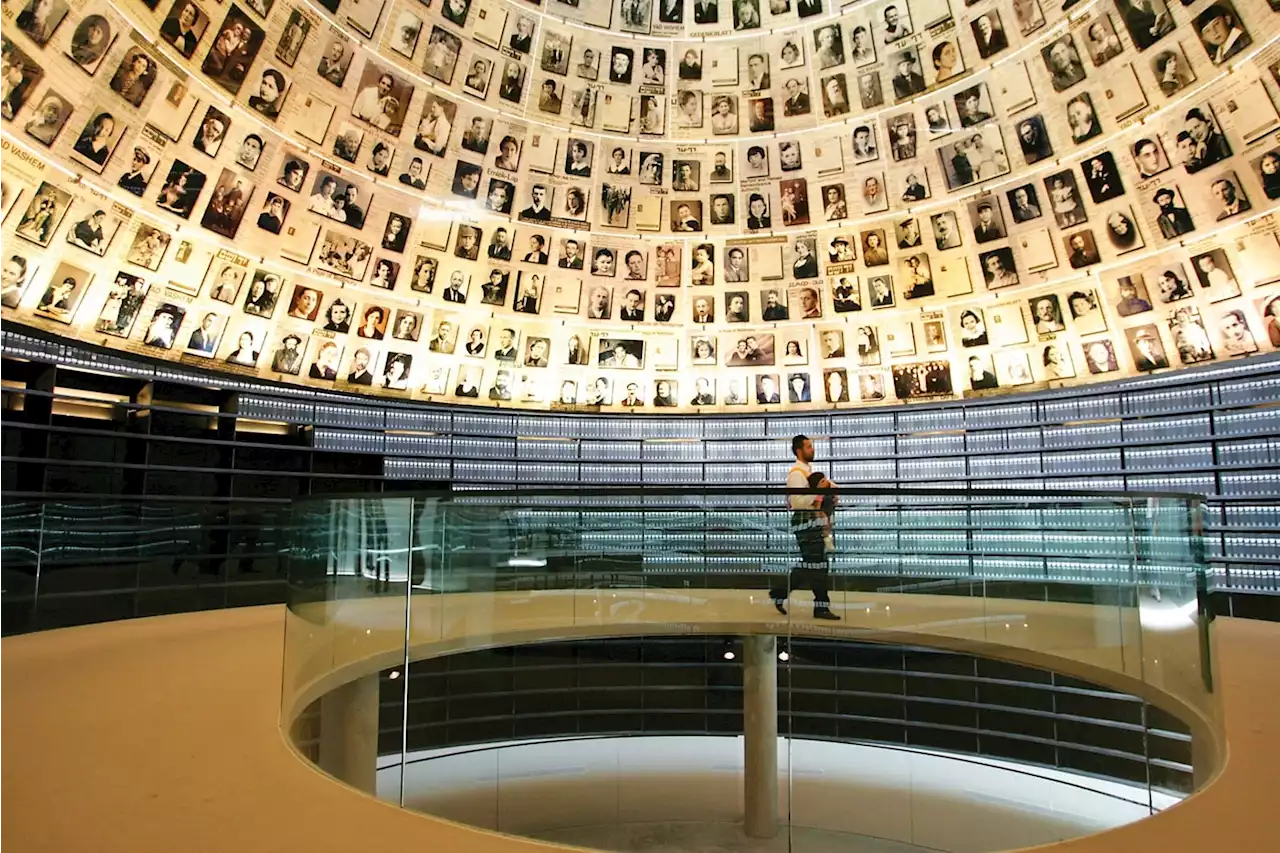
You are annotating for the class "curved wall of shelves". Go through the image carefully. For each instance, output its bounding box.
[363,635,1196,794]
[3,0,1280,416]
[3,328,1277,636]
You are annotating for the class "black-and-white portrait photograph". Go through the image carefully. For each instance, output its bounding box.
[1177,105,1232,173]
[199,5,266,96]
[590,248,618,278]
[965,354,999,390]
[198,169,253,239]
[1114,0,1173,50]
[388,9,422,59]
[888,115,916,162]
[153,163,206,224]
[1149,44,1195,100]
[671,200,703,232]
[596,337,645,369]
[708,193,735,226]
[1150,263,1194,305]
[245,65,289,119]
[461,58,491,98]
[892,361,954,399]
[616,286,644,320]
[1042,33,1086,91]
[1007,184,1042,223]
[1083,339,1119,376]
[486,179,515,215]
[957,308,989,348]
[214,129,251,170]
[349,62,413,134]
[1082,153,1125,203]
[316,36,353,86]
[1190,248,1241,301]
[1083,14,1123,66]
[15,0,69,46]
[192,106,230,158]
[275,10,310,68]
[609,46,635,84]
[969,199,1006,243]
[0,251,35,310]
[316,230,373,282]
[890,47,926,101]
[423,27,462,85]
[639,94,665,134]
[1215,308,1259,357]
[380,213,411,253]
[542,31,572,74]
[1044,170,1086,229]
[159,0,208,59]
[971,11,1008,59]
[1067,92,1102,144]
[732,0,761,31]
[576,44,601,81]
[1194,1,1251,66]
[930,211,962,250]
[31,261,90,324]
[509,15,535,54]
[275,156,310,196]
[954,84,994,129]
[1112,274,1153,317]
[894,217,921,250]
[1125,325,1170,372]
[240,269,283,319]
[306,171,370,228]
[1104,207,1144,255]
[441,0,471,27]
[923,101,950,137]
[206,262,246,305]
[142,303,186,350]
[980,247,1019,289]
[867,274,894,308]
[939,126,1010,190]
[819,368,848,403]
[1015,115,1053,164]
[813,24,844,70]
[1066,288,1108,335]
[94,272,149,338]
[1,37,41,121]
[13,181,72,248]
[64,14,114,77]
[1131,136,1170,178]
[1209,171,1251,221]
[1169,305,1215,365]
[1153,186,1196,239]
[70,110,125,174]
[1065,229,1101,269]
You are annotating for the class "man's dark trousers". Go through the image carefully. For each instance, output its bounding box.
[770,512,832,615]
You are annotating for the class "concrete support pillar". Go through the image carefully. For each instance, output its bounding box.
[743,635,779,839]
[318,674,379,795]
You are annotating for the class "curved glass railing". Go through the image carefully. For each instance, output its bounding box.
[281,485,1217,852]
[0,498,289,633]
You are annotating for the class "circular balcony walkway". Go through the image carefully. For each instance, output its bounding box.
[3,601,1279,853]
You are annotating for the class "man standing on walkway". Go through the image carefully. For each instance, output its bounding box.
[770,435,840,619]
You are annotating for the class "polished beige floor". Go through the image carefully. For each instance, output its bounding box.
[535,821,939,853]
[3,603,1279,853]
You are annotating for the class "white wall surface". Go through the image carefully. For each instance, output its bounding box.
[376,735,1179,853]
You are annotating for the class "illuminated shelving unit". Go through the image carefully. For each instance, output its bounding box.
[1,328,1277,633]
